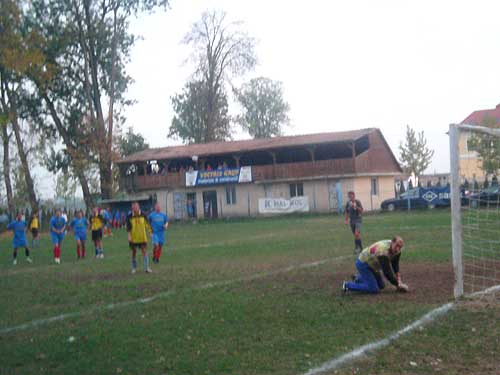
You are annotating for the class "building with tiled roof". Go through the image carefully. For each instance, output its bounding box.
[117,128,402,219]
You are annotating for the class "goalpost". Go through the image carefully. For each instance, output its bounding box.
[449,123,500,299]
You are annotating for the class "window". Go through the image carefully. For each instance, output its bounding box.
[264,184,273,198]
[226,186,237,205]
[371,177,379,196]
[466,137,477,153]
[290,183,304,197]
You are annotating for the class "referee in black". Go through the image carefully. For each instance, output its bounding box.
[344,191,364,255]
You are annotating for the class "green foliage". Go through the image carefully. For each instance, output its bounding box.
[18,0,168,200]
[118,127,149,157]
[399,125,434,177]
[170,80,231,144]
[234,77,290,138]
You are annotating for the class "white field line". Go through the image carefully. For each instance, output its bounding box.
[303,303,454,375]
[469,284,500,297]
[0,255,351,335]
[303,282,500,375]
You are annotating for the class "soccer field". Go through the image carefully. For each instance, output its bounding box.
[1,211,498,374]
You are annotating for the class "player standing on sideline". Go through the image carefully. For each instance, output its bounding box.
[102,208,112,237]
[148,203,169,264]
[342,236,409,294]
[89,207,106,258]
[50,209,66,264]
[7,212,32,265]
[70,210,88,259]
[344,191,364,255]
[113,210,120,229]
[28,210,40,249]
[127,201,152,274]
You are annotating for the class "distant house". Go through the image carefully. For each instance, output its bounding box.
[117,128,402,219]
[459,104,500,182]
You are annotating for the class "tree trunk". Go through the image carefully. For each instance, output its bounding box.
[74,167,94,210]
[41,91,95,209]
[8,93,38,212]
[0,75,15,216]
[82,0,113,199]
[1,124,15,216]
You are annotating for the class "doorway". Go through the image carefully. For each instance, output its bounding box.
[186,192,197,218]
[329,181,343,215]
[203,191,218,219]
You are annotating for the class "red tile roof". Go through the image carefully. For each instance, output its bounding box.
[461,104,500,126]
[118,128,376,164]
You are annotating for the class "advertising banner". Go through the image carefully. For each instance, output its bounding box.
[258,196,310,214]
[185,167,252,187]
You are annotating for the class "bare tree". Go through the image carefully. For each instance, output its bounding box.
[181,10,257,142]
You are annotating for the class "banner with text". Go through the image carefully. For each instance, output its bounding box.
[186,166,252,187]
[258,196,310,214]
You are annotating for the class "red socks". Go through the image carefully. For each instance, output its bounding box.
[82,244,86,258]
[153,245,162,260]
[77,245,81,258]
[54,245,61,258]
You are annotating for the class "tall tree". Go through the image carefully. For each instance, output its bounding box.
[234,77,290,138]
[170,80,230,144]
[119,127,149,157]
[179,9,257,143]
[24,0,168,200]
[399,125,434,178]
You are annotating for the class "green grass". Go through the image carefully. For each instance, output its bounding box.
[0,210,496,374]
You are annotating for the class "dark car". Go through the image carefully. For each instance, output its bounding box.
[381,187,454,211]
[466,186,500,208]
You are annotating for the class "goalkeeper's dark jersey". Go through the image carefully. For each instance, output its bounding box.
[345,199,363,223]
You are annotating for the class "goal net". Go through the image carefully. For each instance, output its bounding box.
[449,123,500,299]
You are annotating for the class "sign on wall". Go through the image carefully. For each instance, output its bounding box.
[186,166,252,187]
[258,196,310,214]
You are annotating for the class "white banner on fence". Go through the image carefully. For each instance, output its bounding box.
[258,196,310,214]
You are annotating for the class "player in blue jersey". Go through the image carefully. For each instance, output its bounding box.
[70,210,88,259]
[148,203,169,263]
[50,209,67,264]
[7,212,32,265]
[102,208,113,237]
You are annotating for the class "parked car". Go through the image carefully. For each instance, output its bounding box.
[466,186,500,208]
[381,187,455,211]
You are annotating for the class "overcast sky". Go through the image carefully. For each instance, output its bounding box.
[34,0,500,198]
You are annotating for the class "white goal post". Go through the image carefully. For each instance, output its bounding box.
[449,123,500,299]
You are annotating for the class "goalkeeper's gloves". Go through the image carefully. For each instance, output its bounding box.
[397,282,409,292]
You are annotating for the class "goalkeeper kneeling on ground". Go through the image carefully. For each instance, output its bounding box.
[342,236,408,294]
